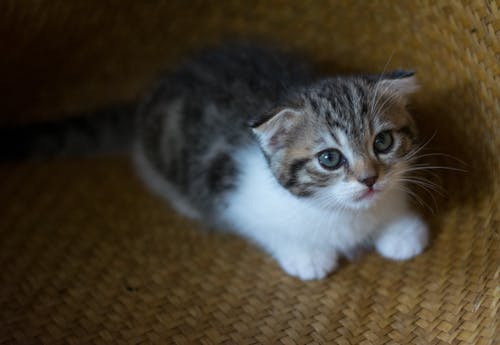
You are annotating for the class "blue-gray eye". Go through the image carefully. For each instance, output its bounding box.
[374,131,394,153]
[318,149,344,170]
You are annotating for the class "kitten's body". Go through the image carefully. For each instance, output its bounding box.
[132,45,429,280]
[0,44,428,280]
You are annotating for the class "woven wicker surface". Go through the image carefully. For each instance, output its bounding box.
[0,1,498,344]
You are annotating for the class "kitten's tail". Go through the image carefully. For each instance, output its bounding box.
[0,104,137,161]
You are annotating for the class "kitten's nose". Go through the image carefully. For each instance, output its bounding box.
[359,175,378,188]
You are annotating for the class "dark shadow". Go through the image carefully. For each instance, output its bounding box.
[409,83,493,237]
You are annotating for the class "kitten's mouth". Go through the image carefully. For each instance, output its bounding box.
[355,188,380,202]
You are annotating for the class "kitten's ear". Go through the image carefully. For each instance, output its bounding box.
[249,107,302,154]
[374,70,419,103]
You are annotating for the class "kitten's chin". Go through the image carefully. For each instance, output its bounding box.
[311,186,391,211]
[335,189,386,210]
[349,197,379,210]
[350,187,388,209]
[310,193,380,211]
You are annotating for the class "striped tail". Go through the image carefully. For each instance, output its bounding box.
[0,104,137,161]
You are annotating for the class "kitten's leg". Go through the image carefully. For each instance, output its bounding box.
[272,243,339,280]
[375,214,429,260]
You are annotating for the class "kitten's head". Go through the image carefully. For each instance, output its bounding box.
[251,71,419,210]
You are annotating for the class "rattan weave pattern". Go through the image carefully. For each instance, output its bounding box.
[0,1,498,344]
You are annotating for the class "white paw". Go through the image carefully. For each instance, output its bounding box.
[375,215,429,261]
[276,249,338,280]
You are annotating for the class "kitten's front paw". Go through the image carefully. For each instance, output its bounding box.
[276,249,338,280]
[375,215,429,261]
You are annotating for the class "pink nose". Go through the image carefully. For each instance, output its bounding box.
[359,175,378,188]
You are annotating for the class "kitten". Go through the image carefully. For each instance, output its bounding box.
[132,44,429,280]
[0,44,429,280]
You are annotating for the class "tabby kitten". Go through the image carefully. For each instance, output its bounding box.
[133,45,429,280]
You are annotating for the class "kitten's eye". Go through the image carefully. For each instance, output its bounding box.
[318,149,344,170]
[374,131,394,154]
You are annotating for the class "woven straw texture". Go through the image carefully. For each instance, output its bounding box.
[0,1,498,344]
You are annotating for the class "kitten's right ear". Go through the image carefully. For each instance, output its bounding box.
[371,70,419,104]
[249,107,302,154]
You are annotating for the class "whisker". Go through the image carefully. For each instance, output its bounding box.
[400,174,445,188]
[405,165,468,173]
[387,167,442,212]
[372,83,399,116]
[372,84,400,115]
[369,50,396,115]
[403,131,437,161]
[406,181,439,209]
[398,171,443,193]
[408,169,442,181]
[416,184,438,210]
[394,185,434,214]
[399,178,445,195]
[410,152,468,166]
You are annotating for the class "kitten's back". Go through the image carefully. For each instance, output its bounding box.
[134,44,312,220]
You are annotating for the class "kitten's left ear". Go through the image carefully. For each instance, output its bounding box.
[249,107,302,154]
[374,70,419,103]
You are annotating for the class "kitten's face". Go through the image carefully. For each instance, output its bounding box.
[253,73,419,210]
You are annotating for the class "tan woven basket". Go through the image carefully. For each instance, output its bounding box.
[0,1,498,344]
